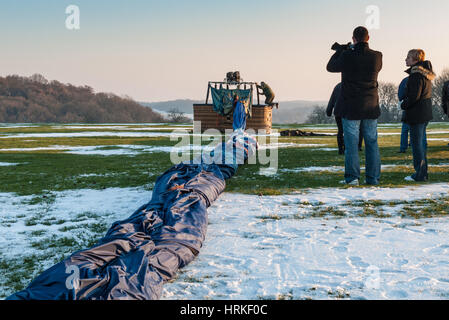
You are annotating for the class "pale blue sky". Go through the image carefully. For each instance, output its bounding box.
[0,0,448,101]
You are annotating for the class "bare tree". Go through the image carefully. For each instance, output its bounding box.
[167,107,190,123]
[305,105,334,124]
[378,82,399,123]
[432,68,449,107]
[430,68,449,122]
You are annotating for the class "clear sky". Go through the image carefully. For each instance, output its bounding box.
[0,0,448,102]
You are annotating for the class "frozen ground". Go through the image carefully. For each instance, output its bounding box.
[0,162,19,167]
[280,163,449,174]
[1,123,448,300]
[0,142,317,156]
[1,184,449,299]
[0,144,207,155]
[162,184,449,300]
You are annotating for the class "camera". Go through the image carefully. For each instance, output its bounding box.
[331,42,353,51]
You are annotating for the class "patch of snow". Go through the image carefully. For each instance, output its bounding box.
[379,131,449,136]
[162,183,449,299]
[281,166,344,173]
[0,144,210,156]
[258,143,328,150]
[50,125,191,131]
[2,183,449,299]
[0,131,184,139]
[311,148,339,152]
[1,141,324,156]
[0,124,41,128]
[51,125,132,130]
[0,162,19,167]
[0,145,79,152]
[0,188,150,261]
[0,162,20,167]
[280,163,448,174]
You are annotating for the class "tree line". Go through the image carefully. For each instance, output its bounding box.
[0,74,166,123]
[306,69,449,124]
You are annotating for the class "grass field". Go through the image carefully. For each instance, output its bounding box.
[1,122,449,299]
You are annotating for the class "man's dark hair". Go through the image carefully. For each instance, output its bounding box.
[353,26,369,42]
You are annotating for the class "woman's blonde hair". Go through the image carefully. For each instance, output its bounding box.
[408,49,426,62]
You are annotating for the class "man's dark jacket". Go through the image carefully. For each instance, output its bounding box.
[326,82,342,117]
[442,80,449,116]
[326,42,383,120]
[401,60,435,124]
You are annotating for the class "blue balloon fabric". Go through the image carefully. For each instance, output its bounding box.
[233,101,247,131]
[7,132,258,300]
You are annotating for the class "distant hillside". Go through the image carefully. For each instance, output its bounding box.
[0,74,164,123]
[140,99,327,124]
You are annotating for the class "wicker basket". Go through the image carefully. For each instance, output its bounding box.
[193,104,272,134]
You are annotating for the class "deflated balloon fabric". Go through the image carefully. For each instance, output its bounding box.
[7,131,258,300]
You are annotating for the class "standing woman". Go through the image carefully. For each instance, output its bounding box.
[398,77,410,153]
[400,49,436,182]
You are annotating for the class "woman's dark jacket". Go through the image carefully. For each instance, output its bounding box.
[401,60,435,124]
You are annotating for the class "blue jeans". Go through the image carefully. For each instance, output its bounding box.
[400,122,410,151]
[342,118,381,185]
[401,122,426,151]
[409,122,428,181]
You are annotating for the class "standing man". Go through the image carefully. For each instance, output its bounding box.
[443,80,449,147]
[326,82,364,155]
[326,26,383,185]
[442,80,449,118]
[326,82,345,155]
[398,77,411,153]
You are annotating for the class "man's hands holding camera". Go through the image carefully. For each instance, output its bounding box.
[331,42,353,51]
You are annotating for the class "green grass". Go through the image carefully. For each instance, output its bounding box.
[0,152,167,195]
[0,253,52,293]
[1,124,449,197]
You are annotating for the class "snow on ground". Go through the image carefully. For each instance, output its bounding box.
[0,131,179,139]
[162,183,449,300]
[0,188,150,260]
[0,162,19,167]
[0,130,280,139]
[259,143,328,150]
[280,163,449,174]
[50,125,191,131]
[2,183,449,299]
[50,125,132,130]
[379,131,449,136]
[311,148,339,152]
[0,144,207,155]
[0,124,41,128]
[0,142,321,156]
